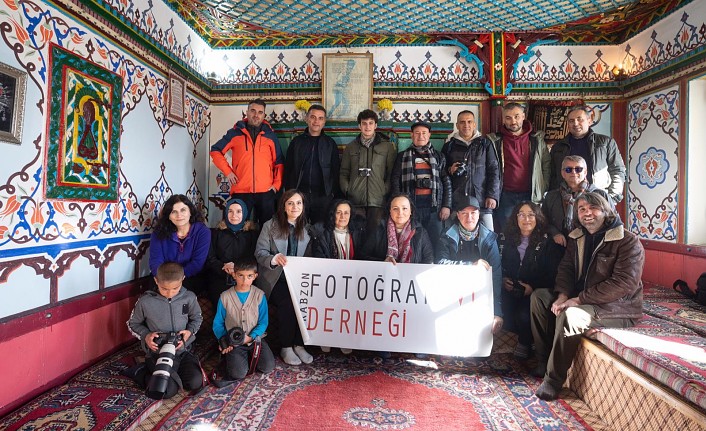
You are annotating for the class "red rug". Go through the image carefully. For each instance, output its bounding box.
[0,344,158,431]
[155,353,594,430]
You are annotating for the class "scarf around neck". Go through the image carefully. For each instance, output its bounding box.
[560,180,588,232]
[400,144,439,207]
[386,218,415,263]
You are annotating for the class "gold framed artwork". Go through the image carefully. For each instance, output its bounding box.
[322,53,373,121]
[167,70,186,125]
[0,61,27,145]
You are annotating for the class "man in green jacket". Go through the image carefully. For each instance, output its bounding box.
[340,109,397,232]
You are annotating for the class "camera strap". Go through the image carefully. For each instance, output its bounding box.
[247,339,262,375]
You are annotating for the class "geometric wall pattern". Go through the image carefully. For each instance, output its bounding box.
[626,86,679,242]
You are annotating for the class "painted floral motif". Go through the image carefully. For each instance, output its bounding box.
[637,147,670,188]
[343,398,416,429]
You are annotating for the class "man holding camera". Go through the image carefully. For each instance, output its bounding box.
[126,262,204,399]
[391,121,452,248]
[442,110,500,230]
[340,109,397,233]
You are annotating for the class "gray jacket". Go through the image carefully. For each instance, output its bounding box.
[549,129,626,202]
[127,288,202,355]
[255,218,312,297]
[340,133,396,208]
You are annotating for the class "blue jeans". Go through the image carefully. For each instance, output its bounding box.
[494,190,531,233]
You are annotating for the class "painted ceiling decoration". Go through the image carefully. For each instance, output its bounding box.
[162,0,692,47]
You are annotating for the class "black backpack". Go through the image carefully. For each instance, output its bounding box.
[673,272,706,306]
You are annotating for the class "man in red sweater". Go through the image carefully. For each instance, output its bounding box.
[488,103,550,232]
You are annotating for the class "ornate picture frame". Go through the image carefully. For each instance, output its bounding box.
[44,44,123,202]
[322,53,373,121]
[0,62,27,145]
[167,70,186,125]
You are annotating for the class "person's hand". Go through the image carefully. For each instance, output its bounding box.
[384,256,397,265]
[220,345,234,354]
[272,253,287,267]
[176,330,192,350]
[449,162,461,175]
[474,259,490,271]
[485,198,497,209]
[517,280,534,296]
[145,332,160,352]
[551,294,570,316]
[243,334,253,345]
[226,172,238,186]
[565,306,591,336]
[502,277,514,292]
[222,262,235,276]
[492,316,504,334]
[553,234,566,247]
[439,207,451,221]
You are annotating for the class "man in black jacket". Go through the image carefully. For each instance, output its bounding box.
[442,110,500,230]
[284,104,341,225]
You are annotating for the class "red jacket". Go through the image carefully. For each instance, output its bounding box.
[210,119,284,194]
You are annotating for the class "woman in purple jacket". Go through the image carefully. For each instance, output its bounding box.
[149,194,211,294]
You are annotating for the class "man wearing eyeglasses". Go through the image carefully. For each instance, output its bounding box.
[549,105,626,203]
[530,191,644,401]
[542,156,614,247]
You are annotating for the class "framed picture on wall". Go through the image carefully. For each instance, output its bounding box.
[44,44,123,202]
[167,70,186,125]
[0,62,27,145]
[322,53,373,121]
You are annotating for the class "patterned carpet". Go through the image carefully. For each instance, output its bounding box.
[1,332,610,431]
[137,333,609,431]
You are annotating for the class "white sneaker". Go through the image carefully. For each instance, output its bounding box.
[320,346,331,353]
[340,348,353,355]
[293,345,313,364]
[281,347,302,365]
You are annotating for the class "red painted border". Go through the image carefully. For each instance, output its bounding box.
[641,239,706,257]
[0,278,149,343]
[0,338,136,418]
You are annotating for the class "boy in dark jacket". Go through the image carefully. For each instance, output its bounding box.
[126,262,204,399]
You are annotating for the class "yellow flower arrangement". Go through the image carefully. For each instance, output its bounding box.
[377,99,393,112]
[295,99,311,113]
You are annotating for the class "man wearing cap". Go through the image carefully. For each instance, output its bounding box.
[437,191,503,334]
[390,121,452,248]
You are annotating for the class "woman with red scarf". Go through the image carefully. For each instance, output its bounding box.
[360,193,434,264]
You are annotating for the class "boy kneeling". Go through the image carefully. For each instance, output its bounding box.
[127,262,204,399]
[213,259,275,379]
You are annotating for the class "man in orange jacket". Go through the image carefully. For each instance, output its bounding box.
[210,99,284,225]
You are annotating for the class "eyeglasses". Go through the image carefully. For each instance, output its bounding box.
[563,166,584,174]
[517,212,536,219]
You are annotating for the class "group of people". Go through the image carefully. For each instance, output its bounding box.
[126,98,644,403]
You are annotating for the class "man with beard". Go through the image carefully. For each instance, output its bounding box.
[488,103,550,231]
[530,192,644,401]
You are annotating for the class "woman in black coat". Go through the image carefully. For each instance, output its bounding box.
[205,198,258,307]
[498,201,563,360]
[360,193,434,264]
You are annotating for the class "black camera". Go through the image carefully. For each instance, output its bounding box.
[511,280,526,299]
[454,162,467,177]
[415,177,432,189]
[146,331,183,399]
[358,167,372,177]
[218,326,246,350]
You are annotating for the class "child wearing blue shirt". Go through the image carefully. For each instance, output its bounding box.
[212,259,275,379]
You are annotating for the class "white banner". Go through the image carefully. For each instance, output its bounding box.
[282,257,494,357]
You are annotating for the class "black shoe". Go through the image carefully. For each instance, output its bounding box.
[530,363,547,378]
[535,380,560,401]
[120,363,146,380]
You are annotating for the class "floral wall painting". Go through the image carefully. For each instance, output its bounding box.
[0,61,27,145]
[167,70,186,125]
[44,44,123,202]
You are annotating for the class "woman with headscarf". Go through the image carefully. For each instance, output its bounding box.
[205,198,259,307]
